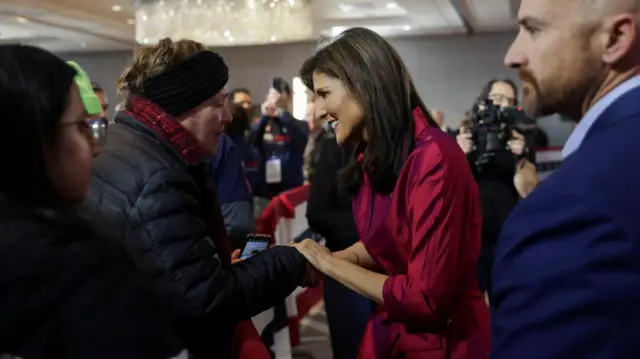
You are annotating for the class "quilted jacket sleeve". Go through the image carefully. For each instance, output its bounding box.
[128,168,307,324]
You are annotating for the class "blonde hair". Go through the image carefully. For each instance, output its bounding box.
[117,38,206,92]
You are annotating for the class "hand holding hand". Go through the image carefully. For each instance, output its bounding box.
[456,126,474,154]
[291,239,332,273]
[508,130,526,156]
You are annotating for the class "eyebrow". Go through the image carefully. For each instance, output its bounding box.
[518,16,548,29]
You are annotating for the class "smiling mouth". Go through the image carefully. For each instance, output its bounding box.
[328,118,338,129]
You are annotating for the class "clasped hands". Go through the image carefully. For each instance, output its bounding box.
[291,239,332,288]
[230,239,331,288]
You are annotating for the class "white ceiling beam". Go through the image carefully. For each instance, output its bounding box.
[442,0,474,34]
[394,0,467,31]
[316,15,409,29]
[465,0,514,25]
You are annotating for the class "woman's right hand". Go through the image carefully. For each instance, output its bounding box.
[456,126,474,154]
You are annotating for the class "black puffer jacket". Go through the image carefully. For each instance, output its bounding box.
[0,195,185,358]
[306,133,359,252]
[85,111,307,358]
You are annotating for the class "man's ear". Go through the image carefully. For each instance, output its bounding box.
[601,13,638,64]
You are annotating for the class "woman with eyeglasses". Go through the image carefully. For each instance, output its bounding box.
[0,45,186,358]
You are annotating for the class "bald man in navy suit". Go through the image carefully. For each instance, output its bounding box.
[491,1,640,358]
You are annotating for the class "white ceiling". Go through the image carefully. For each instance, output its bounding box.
[0,0,519,53]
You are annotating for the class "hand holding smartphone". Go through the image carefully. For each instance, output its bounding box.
[239,234,271,260]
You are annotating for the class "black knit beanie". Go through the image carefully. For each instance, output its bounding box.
[134,51,229,117]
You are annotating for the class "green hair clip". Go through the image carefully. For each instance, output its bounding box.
[66,61,102,116]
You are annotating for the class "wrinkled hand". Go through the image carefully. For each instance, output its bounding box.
[231,249,243,264]
[292,238,332,273]
[292,239,330,287]
[508,130,526,156]
[456,126,473,154]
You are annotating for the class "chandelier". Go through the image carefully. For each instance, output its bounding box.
[134,0,314,46]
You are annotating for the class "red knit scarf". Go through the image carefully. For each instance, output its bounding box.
[125,95,231,264]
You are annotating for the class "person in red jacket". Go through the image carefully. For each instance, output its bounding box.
[292,27,490,359]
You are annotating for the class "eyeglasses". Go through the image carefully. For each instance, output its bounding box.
[88,117,108,146]
[63,117,108,146]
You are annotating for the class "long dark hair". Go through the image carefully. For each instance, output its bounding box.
[469,79,519,116]
[299,27,437,195]
[0,44,76,207]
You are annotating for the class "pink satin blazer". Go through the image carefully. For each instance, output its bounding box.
[353,108,490,359]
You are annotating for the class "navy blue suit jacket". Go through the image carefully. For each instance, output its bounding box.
[491,86,640,359]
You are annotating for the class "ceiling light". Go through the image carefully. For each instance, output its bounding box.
[112,5,122,11]
[15,16,28,23]
[127,18,135,25]
[339,4,354,12]
[135,0,313,46]
[270,35,276,41]
[385,2,398,9]
[402,25,411,31]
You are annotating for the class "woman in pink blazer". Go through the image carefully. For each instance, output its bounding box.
[292,27,490,359]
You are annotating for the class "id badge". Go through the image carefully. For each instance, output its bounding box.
[265,158,282,184]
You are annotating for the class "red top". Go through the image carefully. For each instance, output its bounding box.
[353,108,490,358]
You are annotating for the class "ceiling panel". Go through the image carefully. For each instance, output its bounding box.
[0,0,511,52]
[47,0,134,21]
[464,0,516,29]
[431,0,465,26]
[0,22,38,39]
[316,0,408,20]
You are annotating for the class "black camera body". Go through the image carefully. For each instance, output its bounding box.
[469,99,534,168]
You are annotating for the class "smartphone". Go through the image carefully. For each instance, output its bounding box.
[240,234,271,259]
[269,77,287,93]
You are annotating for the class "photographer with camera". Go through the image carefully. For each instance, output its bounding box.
[457,79,537,300]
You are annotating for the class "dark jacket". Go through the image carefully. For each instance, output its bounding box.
[306,133,359,252]
[0,195,185,358]
[469,146,535,248]
[227,134,263,196]
[252,112,307,197]
[211,134,255,250]
[85,111,307,358]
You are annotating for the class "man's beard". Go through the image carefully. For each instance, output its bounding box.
[519,54,603,120]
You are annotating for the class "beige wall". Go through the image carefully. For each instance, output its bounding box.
[61,33,574,146]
